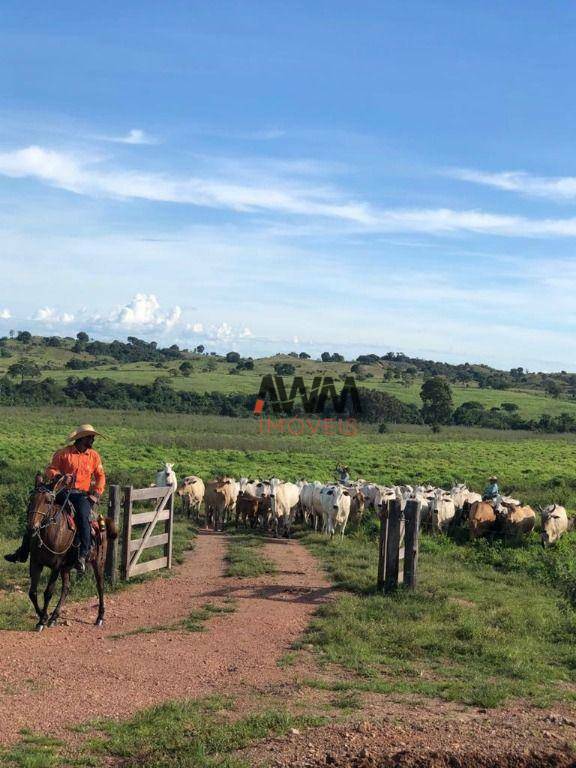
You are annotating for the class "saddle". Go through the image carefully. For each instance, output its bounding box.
[64,508,102,543]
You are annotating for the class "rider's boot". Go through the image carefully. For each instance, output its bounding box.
[76,554,87,575]
[4,531,31,563]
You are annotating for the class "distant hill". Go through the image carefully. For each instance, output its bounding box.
[1,332,576,428]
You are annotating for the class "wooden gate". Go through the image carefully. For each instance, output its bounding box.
[121,485,175,580]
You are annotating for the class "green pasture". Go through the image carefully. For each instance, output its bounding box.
[1,406,576,541]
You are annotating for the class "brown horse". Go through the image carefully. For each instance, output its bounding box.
[28,476,118,631]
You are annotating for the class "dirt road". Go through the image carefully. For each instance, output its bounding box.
[0,531,331,744]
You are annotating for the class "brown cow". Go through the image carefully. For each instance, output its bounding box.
[469,500,496,539]
[502,504,536,539]
[235,491,259,529]
[205,477,236,531]
[349,488,365,525]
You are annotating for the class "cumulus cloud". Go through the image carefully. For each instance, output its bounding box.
[450,167,576,201]
[106,294,182,330]
[98,128,158,145]
[0,308,11,319]
[34,307,74,323]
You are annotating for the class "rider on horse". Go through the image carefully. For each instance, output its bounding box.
[5,424,106,574]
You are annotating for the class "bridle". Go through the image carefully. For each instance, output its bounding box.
[30,477,76,557]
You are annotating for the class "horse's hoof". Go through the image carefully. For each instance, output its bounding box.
[35,623,45,633]
[95,618,104,627]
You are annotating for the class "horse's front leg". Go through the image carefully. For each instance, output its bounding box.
[41,566,60,623]
[28,560,44,628]
[92,555,106,626]
[47,569,70,628]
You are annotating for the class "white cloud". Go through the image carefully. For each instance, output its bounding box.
[34,307,74,323]
[8,145,576,238]
[99,128,158,145]
[186,322,204,334]
[0,308,11,319]
[450,167,576,201]
[106,294,181,330]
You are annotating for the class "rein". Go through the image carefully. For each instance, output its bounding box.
[31,487,76,557]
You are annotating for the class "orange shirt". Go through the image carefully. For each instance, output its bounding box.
[45,446,106,495]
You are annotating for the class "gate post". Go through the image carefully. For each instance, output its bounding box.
[105,485,121,586]
[403,499,421,590]
[166,487,174,570]
[384,498,403,593]
[377,501,389,591]
[121,486,133,580]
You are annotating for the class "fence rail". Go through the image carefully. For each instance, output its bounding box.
[106,483,174,582]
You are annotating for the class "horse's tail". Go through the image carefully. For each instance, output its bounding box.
[105,517,119,541]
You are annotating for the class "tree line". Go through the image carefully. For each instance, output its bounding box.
[0,373,574,433]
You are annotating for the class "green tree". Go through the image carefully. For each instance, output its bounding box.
[544,379,563,398]
[7,359,41,384]
[226,351,241,363]
[420,376,453,428]
[76,331,89,342]
[16,331,32,344]
[179,361,193,376]
[274,362,295,376]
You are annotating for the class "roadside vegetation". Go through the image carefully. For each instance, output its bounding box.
[299,524,576,708]
[0,695,325,767]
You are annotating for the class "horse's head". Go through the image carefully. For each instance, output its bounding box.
[28,475,65,531]
[28,489,55,531]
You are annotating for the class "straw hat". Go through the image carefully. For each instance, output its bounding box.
[67,424,103,443]
[489,475,498,482]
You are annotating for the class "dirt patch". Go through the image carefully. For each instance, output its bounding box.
[0,530,331,744]
[242,709,576,767]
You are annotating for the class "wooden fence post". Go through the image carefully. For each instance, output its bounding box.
[384,498,403,593]
[403,499,421,589]
[105,485,121,586]
[166,488,174,570]
[377,502,389,591]
[121,486,133,580]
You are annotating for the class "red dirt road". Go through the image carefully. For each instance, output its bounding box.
[0,531,331,744]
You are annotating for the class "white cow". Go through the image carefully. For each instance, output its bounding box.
[540,504,572,546]
[177,475,205,518]
[238,478,260,499]
[300,481,322,528]
[430,489,456,532]
[320,484,351,538]
[269,479,301,537]
[156,462,178,494]
[361,483,380,511]
[450,484,470,510]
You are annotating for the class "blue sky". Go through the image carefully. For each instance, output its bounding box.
[2,1,576,370]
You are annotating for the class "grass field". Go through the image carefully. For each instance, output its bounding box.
[299,526,576,708]
[1,404,576,712]
[0,406,575,540]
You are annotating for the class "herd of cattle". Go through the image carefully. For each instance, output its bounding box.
[155,463,574,546]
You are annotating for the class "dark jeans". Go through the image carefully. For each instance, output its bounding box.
[56,490,93,558]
